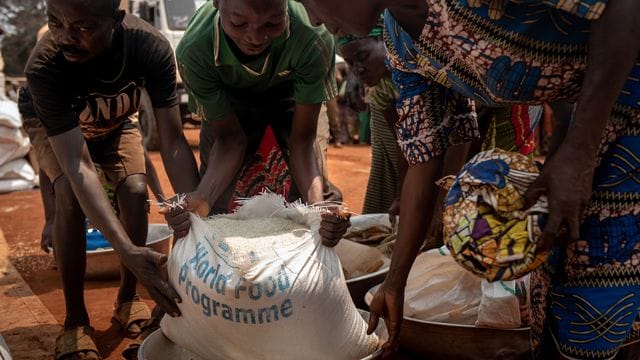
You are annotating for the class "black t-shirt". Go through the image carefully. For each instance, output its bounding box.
[24,14,178,139]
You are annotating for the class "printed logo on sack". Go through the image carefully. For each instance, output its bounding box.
[178,241,294,325]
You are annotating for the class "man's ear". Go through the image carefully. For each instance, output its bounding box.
[113,8,126,27]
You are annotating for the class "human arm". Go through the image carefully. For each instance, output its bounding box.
[368,157,445,356]
[366,68,479,355]
[164,112,247,239]
[289,102,351,246]
[154,105,199,194]
[524,0,640,246]
[48,127,182,315]
[382,105,405,226]
[289,103,324,205]
[38,169,55,253]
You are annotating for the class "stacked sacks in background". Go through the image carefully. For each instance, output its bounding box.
[439,148,548,282]
[161,193,381,360]
[0,99,37,193]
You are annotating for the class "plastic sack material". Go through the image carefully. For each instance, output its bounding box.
[403,247,483,325]
[0,126,30,167]
[161,193,380,360]
[475,280,521,329]
[0,99,21,129]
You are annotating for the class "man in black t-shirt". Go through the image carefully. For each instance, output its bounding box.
[21,0,199,358]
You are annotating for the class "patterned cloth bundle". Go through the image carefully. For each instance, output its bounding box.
[439,149,549,281]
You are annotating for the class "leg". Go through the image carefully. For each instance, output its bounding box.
[110,173,154,340]
[39,169,56,253]
[52,176,89,330]
[88,128,151,338]
[114,173,149,335]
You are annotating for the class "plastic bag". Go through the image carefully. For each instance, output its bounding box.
[475,280,521,329]
[403,247,483,325]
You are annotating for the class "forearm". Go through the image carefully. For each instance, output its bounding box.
[289,103,324,205]
[155,106,199,193]
[395,149,408,198]
[289,137,324,204]
[38,169,56,221]
[569,0,640,154]
[160,136,199,194]
[195,134,246,207]
[49,130,134,255]
[385,155,445,288]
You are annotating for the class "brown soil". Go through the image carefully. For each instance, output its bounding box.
[0,128,392,359]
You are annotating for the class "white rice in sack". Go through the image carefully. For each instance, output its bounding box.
[161,193,380,359]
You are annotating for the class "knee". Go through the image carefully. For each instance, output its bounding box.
[117,175,148,203]
[53,177,82,216]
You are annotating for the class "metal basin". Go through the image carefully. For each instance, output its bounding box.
[49,224,173,280]
[365,285,531,360]
[138,309,388,360]
[346,258,389,309]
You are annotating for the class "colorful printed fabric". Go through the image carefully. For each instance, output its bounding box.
[230,126,291,212]
[530,134,640,360]
[391,67,479,165]
[383,1,640,358]
[481,105,539,156]
[440,148,549,282]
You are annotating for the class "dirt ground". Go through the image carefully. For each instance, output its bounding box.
[0,128,379,359]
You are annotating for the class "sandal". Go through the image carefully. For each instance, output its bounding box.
[112,298,152,339]
[55,325,100,360]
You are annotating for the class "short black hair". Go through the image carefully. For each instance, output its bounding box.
[69,0,120,16]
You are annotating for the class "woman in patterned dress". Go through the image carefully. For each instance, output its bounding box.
[298,1,640,359]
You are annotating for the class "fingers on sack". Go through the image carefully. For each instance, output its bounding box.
[148,285,181,317]
[319,228,341,247]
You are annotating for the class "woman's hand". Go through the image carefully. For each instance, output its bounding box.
[367,282,404,358]
[524,141,596,250]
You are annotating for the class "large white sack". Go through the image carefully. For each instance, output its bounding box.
[0,179,35,193]
[404,247,483,325]
[161,193,380,360]
[0,126,30,166]
[0,158,36,182]
[0,99,21,129]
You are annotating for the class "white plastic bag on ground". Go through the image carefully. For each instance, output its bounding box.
[403,247,483,325]
[475,280,521,329]
[161,193,380,360]
[0,126,30,166]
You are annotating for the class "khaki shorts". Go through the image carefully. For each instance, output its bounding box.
[23,117,146,188]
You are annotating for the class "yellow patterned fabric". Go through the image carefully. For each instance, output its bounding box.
[440,148,548,281]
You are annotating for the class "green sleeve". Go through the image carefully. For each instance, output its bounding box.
[177,54,231,122]
[292,30,337,105]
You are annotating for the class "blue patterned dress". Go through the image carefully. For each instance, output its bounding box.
[383,1,640,358]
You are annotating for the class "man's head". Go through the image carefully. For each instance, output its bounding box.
[46,0,125,63]
[214,0,288,56]
[298,0,383,37]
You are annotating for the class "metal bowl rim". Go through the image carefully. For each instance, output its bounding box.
[46,223,172,254]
